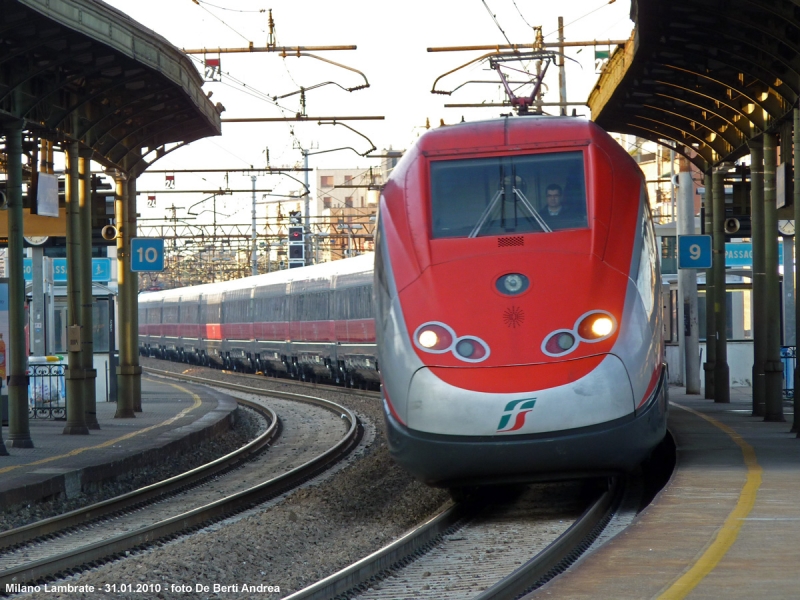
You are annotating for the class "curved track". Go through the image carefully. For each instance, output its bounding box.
[0,373,362,589]
[285,478,625,600]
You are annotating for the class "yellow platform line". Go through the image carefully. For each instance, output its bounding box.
[0,382,202,475]
[656,401,763,600]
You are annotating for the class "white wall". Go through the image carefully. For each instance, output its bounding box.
[666,341,754,387]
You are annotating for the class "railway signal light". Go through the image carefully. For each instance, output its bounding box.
[288,226,305,267]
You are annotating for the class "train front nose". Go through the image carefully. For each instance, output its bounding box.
[383,354,653,487]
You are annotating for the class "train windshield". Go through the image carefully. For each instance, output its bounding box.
[430,151,588,238]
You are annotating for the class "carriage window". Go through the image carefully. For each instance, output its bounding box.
[430,151,588,238]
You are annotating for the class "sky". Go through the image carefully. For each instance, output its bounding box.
[101,0,635,225]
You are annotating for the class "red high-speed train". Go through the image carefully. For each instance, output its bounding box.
[374,116,668,487]
[140,115,667,489]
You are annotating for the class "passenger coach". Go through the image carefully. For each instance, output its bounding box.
[139,253,377,387]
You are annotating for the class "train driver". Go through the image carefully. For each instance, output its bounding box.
[542,183,586,230]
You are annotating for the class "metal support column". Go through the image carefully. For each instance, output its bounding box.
[5,121,33,447]
[678,157,701,393]
[558,17,567,116]
[63,142,88,435]
[703,172,716,399]
[251,175,257,276]
[712,167,730,402]
[127,176,142,412]
[750,140,766,416]
[31,247,45,356]
[79,149,99,429]
[763,132,785,422]
[114,172,135,418]
[794,107,800,435]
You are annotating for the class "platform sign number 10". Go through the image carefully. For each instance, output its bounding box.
[130,238,165,272]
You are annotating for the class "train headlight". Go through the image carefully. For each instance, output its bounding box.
[577,311,617,341]
[541,310,616,357]
[496,273,529,296]
[419,330,439,348]
[413,322,490,362]
[413,323,454,353]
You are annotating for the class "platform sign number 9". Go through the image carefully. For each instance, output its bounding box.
[678,235,712,270]
[131,238,165,272]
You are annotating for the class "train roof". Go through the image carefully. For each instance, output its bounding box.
[409,116,608,156]
[139,252,375,303]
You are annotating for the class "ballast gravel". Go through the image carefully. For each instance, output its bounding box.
[22,358,449,600]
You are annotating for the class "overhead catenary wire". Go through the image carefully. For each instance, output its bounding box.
[195,0,265,13]
[480,0,514,47]
[190,0,252,44]
[543,0,617,39]
[510,0,534,30]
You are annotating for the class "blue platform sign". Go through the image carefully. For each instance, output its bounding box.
[23,258,112,282]
[678,235,712,269]
[725,243,753,267]
[130,238,164,272]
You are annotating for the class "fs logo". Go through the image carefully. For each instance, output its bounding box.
[496,398,536,433]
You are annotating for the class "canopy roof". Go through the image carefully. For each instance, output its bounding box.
[0,0,221,174]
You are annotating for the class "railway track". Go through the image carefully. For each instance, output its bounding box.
[0,372,363,590]
[285,477,626,600]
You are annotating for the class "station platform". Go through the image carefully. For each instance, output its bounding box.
[532,385,800,599]
[0,375,238,508]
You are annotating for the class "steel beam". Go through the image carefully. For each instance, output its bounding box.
[678,156,701,393]
[704,172,716,399]
[128,175,142,413]
[712,167,730,402]
[795,108,800,435]
[763,132,785,422]
[5,121,33,447]
[63,141,88,435]
[114,172,135,419]
[79,148,99,429]
[750,140,766,417]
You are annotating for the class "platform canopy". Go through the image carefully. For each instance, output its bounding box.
[588,0,800,169]
[0,0,221,174]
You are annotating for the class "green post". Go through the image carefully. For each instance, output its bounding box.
[63,142,88,435]
[750,140,766,416]
[5,121,33,447]
[704,172,716,399]
[79,149,99,429]
[763,132,785,422]
[128,176,142,412]
[114,172,135,418]
[712,167,730,402]
[794,108,800,435]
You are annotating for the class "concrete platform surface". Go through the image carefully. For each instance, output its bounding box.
[532,385,800,600]
[0,375,237,507]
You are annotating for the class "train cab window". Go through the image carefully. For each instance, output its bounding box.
[430,151,588,238]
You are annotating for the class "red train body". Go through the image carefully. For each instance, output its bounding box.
[374,116,668,487]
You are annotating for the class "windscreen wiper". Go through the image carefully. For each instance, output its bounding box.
[513,188,552,233]
[468,189,504,238]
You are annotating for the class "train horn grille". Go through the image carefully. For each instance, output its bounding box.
[498,236,524,247]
